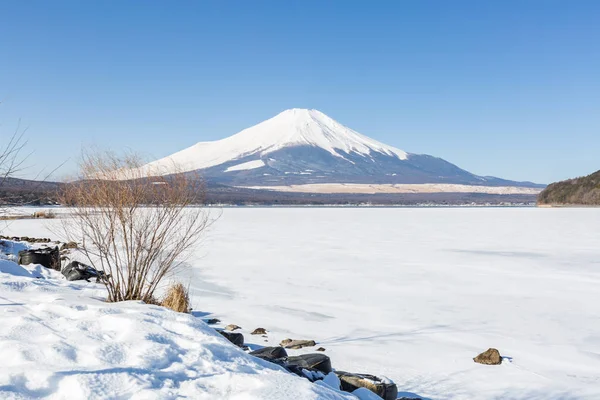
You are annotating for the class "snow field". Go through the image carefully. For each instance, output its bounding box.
[2,207,600,399]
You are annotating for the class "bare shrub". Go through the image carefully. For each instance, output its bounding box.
[161,281,190,313]
[0,121,28,188]
[58,151,213,302]
[0,117,28,222]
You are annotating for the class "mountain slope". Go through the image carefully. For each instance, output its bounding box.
[537,170,600,205]
[143,109,541,188]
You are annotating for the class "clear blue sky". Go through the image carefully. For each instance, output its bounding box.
[1,1,598,183]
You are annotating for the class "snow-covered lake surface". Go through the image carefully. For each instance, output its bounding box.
[2,207,600,399]
[189,207,600,399]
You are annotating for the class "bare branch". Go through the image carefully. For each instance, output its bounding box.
[56,150,216,302]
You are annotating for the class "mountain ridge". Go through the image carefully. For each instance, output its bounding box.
[142,109,543,188]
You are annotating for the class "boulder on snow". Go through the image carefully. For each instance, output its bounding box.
[62,261,107,282]
[205,318,221,325]
[473,348,502,365]
[286,353,332,375]
[218,330,244,347]
[316,347,326,352]
[18,247,60,270]
[251,327,267,335]
[249,346,288,361]
[280,338,316,349]
[224,324,241,331]
[335,371,398,400]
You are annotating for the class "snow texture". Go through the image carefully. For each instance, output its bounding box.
[0,234,353,399]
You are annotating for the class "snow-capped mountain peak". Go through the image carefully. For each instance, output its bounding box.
[249,108,408,160]
[143,108,408,174]
[141,108,540,189]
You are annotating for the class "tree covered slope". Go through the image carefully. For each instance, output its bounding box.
[538,170,600,205]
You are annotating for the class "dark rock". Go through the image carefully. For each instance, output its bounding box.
[286,353,332,375]
[473,348,502,365]
[249,346,288,361]
[316,347,326,352]
[335,371,398,400]
[218,330,244,347]
[18,247,60,270]
[205,318,221,325]
[62,261,107,282]
[280,338,316,349]
[251,327,267,335]
[224,324,242,331]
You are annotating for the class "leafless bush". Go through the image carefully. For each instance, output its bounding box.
[0,122,28,188]
[161,281,191,313]
[58,151,213,303]
[0,116,29,223]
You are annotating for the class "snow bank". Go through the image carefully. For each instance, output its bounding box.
[0,254,353,399]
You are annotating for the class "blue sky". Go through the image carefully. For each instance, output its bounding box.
[0,1,598,183]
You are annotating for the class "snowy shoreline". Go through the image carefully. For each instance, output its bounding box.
[2,207,600,399]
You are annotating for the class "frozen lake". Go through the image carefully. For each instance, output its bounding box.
[3,207,600,399]
[188,207,600,399]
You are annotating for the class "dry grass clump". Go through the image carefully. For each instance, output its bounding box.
[161,282,191,313]
[33,210,56,219]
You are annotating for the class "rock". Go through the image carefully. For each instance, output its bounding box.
[335,371,398,400]
[224,324,241,331]
[205,318,220,325]
[60,241,78,250]
[316,347,326,352]
[286,353,332,375]
[251,327,267,335]
[280,338,316,349]
[473,348,502,365]
[218,330,244,347]
[249,346,288,361]
[18,247,60,270]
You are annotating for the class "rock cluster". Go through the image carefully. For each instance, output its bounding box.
[216,324,398,399]
[0,235,52,243]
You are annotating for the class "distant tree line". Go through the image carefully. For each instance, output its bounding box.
[1,177,539,207]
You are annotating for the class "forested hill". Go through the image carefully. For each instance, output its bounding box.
[538,170,600,206]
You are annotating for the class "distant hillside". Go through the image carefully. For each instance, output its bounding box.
[537,170,600,206]
[0,178,60,205]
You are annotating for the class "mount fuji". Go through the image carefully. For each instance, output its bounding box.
[142,109,541,188]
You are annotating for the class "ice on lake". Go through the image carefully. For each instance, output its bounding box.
[188,207,600,399]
